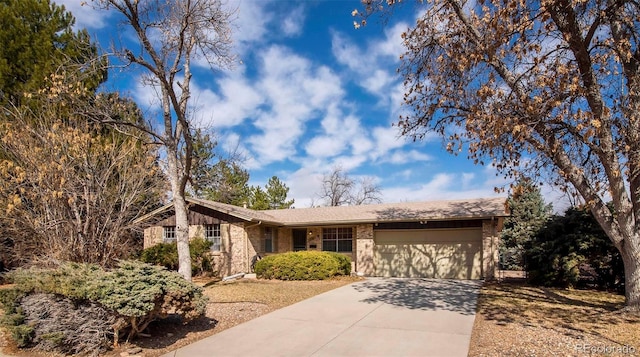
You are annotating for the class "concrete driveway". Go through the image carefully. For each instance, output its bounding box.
[163,278,482,357]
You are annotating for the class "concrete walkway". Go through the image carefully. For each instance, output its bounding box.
[163,278,482,357]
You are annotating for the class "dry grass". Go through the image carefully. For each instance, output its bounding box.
[207,277,360,307]
[469,283,640,357]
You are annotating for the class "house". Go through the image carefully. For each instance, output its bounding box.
[137,197,508,279]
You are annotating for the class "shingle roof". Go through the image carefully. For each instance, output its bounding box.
[186,197,280,223]
[135,197,508,226]
[262,197,508,226]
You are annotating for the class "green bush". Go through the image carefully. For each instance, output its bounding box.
[254,251,351,280]
[139,237,215,276]
[525,207,624,291]
[325,252,352,276]
[139,241,179,270]
[0,260,207,355]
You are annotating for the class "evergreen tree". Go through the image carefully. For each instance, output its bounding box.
[500,178,552,270]
[525,206,624,290]
[202,160,251,207]
[189,129,217,197]
[249,186,270,210]
[264,176,295,209]
[0,0,106,105]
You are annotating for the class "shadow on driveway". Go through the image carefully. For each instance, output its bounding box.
[352,278,481,315]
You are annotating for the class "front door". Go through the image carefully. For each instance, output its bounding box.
[292,229,307,251]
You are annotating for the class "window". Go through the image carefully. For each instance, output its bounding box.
[206,224,221,251]
[163,226,176,243]
[322,227,352,252]
[264,227,276,253]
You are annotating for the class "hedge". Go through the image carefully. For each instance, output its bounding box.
[254,251,351,280]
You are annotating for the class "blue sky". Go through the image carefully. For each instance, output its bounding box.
[58,0,566,208]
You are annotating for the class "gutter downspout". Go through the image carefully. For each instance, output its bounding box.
[244,221,262,273]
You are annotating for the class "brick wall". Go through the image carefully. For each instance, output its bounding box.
[277,228,292,252]
[143,226,163,248]
[482,218,503,280]
[355,224,374,276]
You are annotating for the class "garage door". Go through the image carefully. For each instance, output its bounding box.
[374,228,482,279]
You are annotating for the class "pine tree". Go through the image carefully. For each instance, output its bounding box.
[500,178,552,270]
[264,176,295,209]
[0,0,106,105]
[249,186,270,210]
[203,160,251,207]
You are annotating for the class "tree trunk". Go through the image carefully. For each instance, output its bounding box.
[167,152,192,281]
[173,191,192,281]
[620,237,640,310]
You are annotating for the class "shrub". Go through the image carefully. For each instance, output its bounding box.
[255,251,351,280]
[139,241,179,270]
[525,207,624,291]
[325,252,352,276]
[139,237,215,276]
[0,260,207,355]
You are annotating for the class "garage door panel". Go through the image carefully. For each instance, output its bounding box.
[374,229,482,279]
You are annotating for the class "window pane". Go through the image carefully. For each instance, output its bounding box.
[337,239,352,252]
[163,226,176,242]
[206,224,221,251]
[264,227,273,253]
[323,240,336,252]
[211,237,221,252]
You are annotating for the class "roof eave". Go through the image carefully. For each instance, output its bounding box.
[132,202,174,225]
[276,213,508,227]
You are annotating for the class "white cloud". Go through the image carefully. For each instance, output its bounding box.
[57,0,112,29]
[331,21,406,100]
[193,75,264,128]
[228,0,273,52]
[461,172,475,188]
[373,22,408,59]
[384,150,432,165]
[381,171,504,203]
[285,167,325,208]
[305,106,362,159]
[331,32,363,71]
[370,126,405,159]
[247,46,344,166]
[363,69,394,95]
[351,134,374,156]
[305,136,344,158]
[281,5,306,36]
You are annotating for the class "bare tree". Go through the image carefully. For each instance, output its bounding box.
[92,0,235,280]
[350,177,382,205]
[318,167,381,206]
[0,75,164,267]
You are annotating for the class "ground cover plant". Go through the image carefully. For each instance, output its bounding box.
[0,261,206,356]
